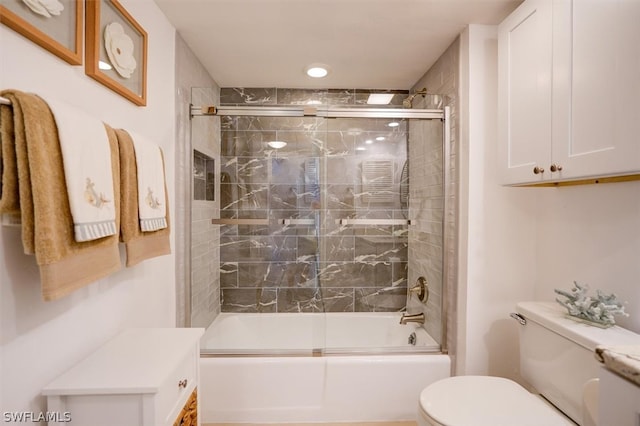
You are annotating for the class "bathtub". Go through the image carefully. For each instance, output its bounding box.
[199,312,451,423]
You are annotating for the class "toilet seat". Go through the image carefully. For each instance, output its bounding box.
[419,376,575,426]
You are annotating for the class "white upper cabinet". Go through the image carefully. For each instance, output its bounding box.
[498,0,553,184]
[499,0,640,185]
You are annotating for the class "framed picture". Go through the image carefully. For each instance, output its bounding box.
[0,0,83,65]
[85,0,147,106]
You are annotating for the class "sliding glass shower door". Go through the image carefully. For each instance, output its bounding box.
[190,87,447,355]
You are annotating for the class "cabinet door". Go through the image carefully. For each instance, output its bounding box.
[552,0,640,180]
[498,0,553,185]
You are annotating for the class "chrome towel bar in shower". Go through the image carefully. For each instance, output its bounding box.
[336,219,411,226]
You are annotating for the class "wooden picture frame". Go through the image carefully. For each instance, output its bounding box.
[85,0,147,106]
[0,0,83,65]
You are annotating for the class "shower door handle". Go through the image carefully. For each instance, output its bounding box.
[279,218,316,226]
[336,219,411,226]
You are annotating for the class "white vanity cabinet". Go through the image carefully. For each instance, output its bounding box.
[499,0,640,185]
[42,328,204,426]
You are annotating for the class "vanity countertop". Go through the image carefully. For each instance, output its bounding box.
[595,345,640,386]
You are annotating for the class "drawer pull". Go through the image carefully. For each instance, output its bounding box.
[178,379,188,389]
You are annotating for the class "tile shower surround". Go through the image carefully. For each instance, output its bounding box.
[217,88,434,314]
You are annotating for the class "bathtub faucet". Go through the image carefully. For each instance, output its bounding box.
[400,312,425,325]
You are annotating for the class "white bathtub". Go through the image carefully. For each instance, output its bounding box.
[199,312,451,423]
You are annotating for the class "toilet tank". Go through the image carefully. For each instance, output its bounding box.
[515,302,640,425]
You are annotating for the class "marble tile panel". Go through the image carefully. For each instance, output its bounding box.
[277,288,324,313]
[237,262,285,288]
[220,87,276,105]
[326,184,356,209]
[276,88,328,105]
[221,130,276,157]
[320,288,355,312]
[354,287,407,312]
[221,288,277,313]
[220,262,238,288]
[220,183,268,210]
[270,157,306,184]
[237,158,269,183]
[320,236,355,261]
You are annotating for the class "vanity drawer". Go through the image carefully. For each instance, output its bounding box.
[156,346,197,425]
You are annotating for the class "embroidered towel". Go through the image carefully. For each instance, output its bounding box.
[115,128,170,267]
[0,90,121,301]
[128,130,168,232]
[45,98,117,242]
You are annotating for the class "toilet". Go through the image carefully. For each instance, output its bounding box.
[418,302,640,426]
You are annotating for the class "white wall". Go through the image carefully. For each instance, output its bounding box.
[535,181,640,333]
[0,0,177,414]
[458,25,539,379]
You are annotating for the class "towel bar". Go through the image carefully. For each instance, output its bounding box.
[278,218,316,226]
[336,218,411,226]
[0,96,11,106]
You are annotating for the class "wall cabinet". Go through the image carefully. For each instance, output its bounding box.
[499,0,640,185]
[42,328,204,426]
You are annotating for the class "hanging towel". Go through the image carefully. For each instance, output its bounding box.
[127,130,168,232]
[115,128,170,267]
[0,90,121,301]
[45,98,117,242]
[0,102,23,228]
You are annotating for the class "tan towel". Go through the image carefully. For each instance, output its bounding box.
[0,90,121,301]
[115,128,171,267]
[0,102,23,227]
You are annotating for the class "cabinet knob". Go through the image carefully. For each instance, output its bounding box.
[533,166,545,175]
[550,163,563,172]
[178,379,188,389]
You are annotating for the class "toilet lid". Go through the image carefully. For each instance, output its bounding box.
[419,376,575,426]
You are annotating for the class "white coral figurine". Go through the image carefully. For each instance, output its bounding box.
[555,281,628,327]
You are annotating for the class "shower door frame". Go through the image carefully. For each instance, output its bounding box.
[188,104,452,354]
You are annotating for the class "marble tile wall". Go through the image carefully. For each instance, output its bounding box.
[219,88,413,313]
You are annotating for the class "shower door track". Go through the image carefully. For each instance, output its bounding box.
[191,104,444,120]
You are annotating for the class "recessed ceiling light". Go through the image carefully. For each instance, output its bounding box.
[356,146,367,151]
[375,136,385,141]
[305,64,330,78]
[388,121,400,127]
[268,141,287,149]
[365,139,374,144]
[367,93,395,105]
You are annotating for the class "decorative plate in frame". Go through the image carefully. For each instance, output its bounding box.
[0,0,83,65]
[85,0,147,106]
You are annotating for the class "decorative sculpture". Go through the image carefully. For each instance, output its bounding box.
[555,281,628,328]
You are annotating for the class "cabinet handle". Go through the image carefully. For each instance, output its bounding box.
[533,166,545,175]
[178,379,188,389]
[550,163,563,172]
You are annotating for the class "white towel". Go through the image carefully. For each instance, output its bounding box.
[46,99,117,242]
[128,131,167,232]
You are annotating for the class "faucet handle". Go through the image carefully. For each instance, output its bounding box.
[409,276,429,303]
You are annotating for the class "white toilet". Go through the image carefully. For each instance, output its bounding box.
[418,302,640,426]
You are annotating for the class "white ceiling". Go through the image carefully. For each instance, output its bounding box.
[154,0,522,90]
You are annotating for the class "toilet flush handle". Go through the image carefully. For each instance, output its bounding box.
[510,312,527,325]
